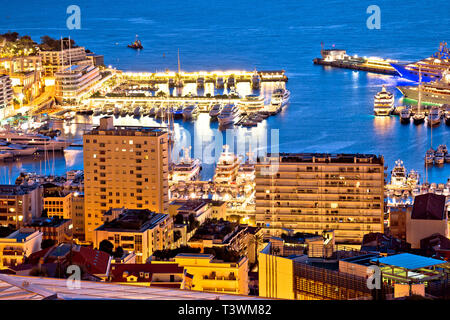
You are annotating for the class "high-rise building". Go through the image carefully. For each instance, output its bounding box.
[83,117,169,242]
[54,64,101,103]
[0,75,14,120]
[255,153,385,245]
[39,46,92,77]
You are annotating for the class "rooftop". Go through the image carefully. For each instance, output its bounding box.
[96,209,169,233]
[26,217,71,228]
[371,253,448,270]
[412,193,447,220]
[0,274,262,300]
[0,184,40,196]
[258,153,384,165]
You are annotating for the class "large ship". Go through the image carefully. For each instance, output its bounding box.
[397,70,450,105]
[391,42,450,82]
[217,104,240,126]
[213,145,240,185]
[0,131,72,151]
[373,86,395,116]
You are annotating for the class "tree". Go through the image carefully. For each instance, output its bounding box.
[41,239,56,250]
[113,246,124,258]
[99,240,114,255]
[173,230,181,243]
[174,213,184,225]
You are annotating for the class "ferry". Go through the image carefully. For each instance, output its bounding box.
[170,148,201,183]
[238,95,265,114]
[373,86,394,116]
[218,104,240,126]
[213,145,240,184]
[427,105,441,126]
[391,42,450,82]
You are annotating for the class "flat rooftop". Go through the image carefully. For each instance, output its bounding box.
[27,217,70,228]
[0,184,39,196]
[96,209,168,233]
[85,125,167,137]
[371,253,448,270]
[5,230,34,242]
[258,153,384,165]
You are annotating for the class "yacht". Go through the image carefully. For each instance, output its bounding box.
[238,95,265,114]
[270,87,290,107]
[437,144,448,155]
[170,148,201,183]
[406,169,420,187]
[182,105,198,120]
[218,104,240,126]
[427,105,441,126]
[173,105,184,118]
[148,107,156,117]
[373,86,394,116]
[133,106,141,118]
[425,148,435,165]
[213,145,240,184]
[389,160,407,188]
[399,107,411,123]
[397,70,450,105]
[209,104,222,119]
[0,142,38,156]
[0,131,71,151]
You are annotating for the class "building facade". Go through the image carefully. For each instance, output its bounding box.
[0,228,43,267]
[255,153,385,245]
[83,117,169,242]
[55,64,101,103]
[93,209,173,263]
[0,75,13,120]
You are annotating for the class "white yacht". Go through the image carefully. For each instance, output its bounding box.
[0,142,38,156]
[0,131,71,151]
[373,86,395,116]
[270,87,290,107]
[218,104,240,126]
[406,169,420,187]
[213,145,241,184]
[170,148,201,183]
[427,105,441,126]
[389,160,407,188]
[238,95,265,114]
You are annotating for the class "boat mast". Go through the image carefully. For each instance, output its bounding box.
[418,65,422,114]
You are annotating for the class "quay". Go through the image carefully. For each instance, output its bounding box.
[313,47,397,75]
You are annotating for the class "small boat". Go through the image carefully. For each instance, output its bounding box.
[218,104,240,126]
[435,152,445,165]
[173,105,184,118]
[114,106,120,116]
[399,107,411,123]
[148,107,156,117]
[120,109,128,117]
[128,35,143,50]
[209,104,222,119]
[437,144,448,155]
[413,112,425,125]
[241,118,258,127]
[445,153,450,163]
[425,148,435,165]
[182,105,198,120]
[133,106,141,118]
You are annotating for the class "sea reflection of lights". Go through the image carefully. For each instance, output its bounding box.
[373,116,395,135]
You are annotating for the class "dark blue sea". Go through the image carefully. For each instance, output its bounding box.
[1,0,450,183]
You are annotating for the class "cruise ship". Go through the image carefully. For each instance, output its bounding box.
[213,145,240,184]
[391,42,450,82]
[373,86,395,116]
[0,131,72,151]
[238,95,265,114]
[397,70,450,105]
[217,104,240,126]
[170,148,201,183]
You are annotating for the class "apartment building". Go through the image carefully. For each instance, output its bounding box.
[39,46,92,77]
[55,64,101,103]
[0,75,13,120]
[0,184,43,228]
[44,192,72,219]
[173,253,249,295]
[71,193,85,241]
[25,217,73,244]
[255,153,385,245]
[0,228,43,267]
[93,209,173,263]
[83,117,169,242]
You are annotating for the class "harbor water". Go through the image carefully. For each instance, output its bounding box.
[1,0,450,183]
